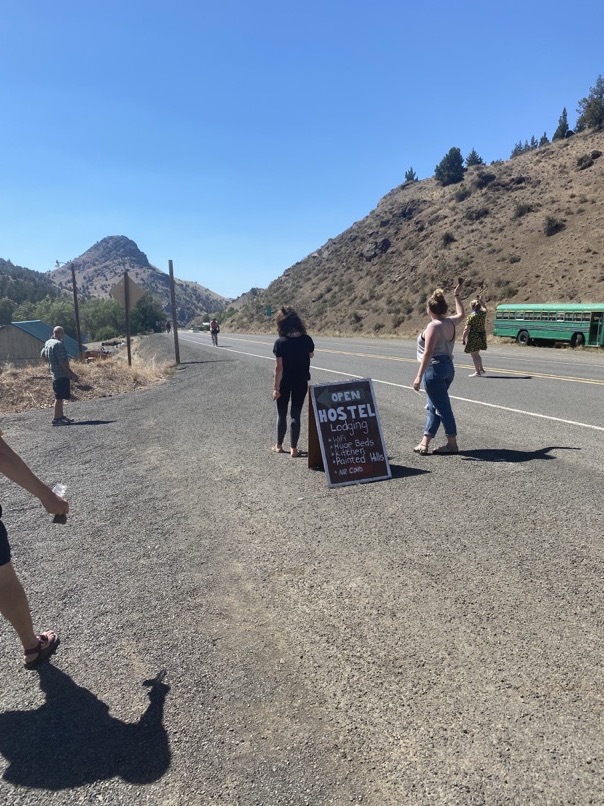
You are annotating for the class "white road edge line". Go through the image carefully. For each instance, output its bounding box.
[186,341,604,433]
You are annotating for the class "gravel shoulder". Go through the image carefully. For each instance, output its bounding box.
[1,333,603,805]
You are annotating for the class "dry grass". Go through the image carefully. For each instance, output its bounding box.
[0,340,171,416]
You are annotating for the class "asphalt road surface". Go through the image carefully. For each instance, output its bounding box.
[187,330,604,431]
[1,333,603,805]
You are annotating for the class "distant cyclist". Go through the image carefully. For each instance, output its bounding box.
[209,318,220,346]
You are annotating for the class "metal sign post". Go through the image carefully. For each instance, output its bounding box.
[110,273,145,368]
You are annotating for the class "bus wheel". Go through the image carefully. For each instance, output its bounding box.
[571,333,585,347]
[517,330,530,346]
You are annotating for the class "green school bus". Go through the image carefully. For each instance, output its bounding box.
[493,303,604,347]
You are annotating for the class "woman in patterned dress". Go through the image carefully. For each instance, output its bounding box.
[462,297,488,376]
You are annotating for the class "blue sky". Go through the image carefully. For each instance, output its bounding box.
[1,1,602,299]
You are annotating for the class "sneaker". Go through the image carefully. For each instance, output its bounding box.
[60,416,74,423]
[52,418,70,426]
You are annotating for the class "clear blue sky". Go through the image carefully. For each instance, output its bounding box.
[1,1,602,298]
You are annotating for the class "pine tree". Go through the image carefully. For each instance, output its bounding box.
[434,147,465,185]
[539,132,549,146]
[510,141,525,158]
[552,107,569,140]
[530,135,538,150]
[576,74,604,131]
[465,148,484,167]
[404,167,418,182]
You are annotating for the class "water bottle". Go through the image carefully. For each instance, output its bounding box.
[52,484,67,524]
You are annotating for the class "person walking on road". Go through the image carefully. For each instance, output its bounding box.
[463,296,488,376]
[412,280,465,455]
[209,319,220,346]
[272,307,315,458]
[0,429,69,668]
[40,326,79,425]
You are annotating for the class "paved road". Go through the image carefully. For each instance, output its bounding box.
[184,331,604,432]
[1,333,603,805]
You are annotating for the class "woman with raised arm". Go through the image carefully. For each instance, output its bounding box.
[462,295,488,376]
[412,280,465,455]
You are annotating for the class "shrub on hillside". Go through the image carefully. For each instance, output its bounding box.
[512,202,536,219]
[472,171,497,189]
[453,186,472,202]
[544,215,565,236]
[464,207,489,221]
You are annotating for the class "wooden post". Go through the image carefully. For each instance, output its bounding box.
[168,260,180,365]
[307,389,323,469]
[124,270,132,367]
[71,265,84,361]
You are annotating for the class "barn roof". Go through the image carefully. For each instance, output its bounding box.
[11,320,83,359]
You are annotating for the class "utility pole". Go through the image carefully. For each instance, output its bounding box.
[124,269,132,367]
[56,260,83,360]
[71,265,84,360]
[168,260,180,365]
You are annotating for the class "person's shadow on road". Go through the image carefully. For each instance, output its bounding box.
[71,420,116,426]
[0,665,171,790]
[460,446,580,463]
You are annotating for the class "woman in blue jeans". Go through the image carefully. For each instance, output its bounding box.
[412,281,465,455]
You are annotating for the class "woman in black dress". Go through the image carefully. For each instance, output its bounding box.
[272,307,315,457]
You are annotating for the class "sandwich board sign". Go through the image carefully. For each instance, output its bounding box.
[308,378,391,488]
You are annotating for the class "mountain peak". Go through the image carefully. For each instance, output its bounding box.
[49,236,230,323]
[73,235,152,270]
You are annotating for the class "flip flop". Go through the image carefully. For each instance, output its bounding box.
[271,445,285,453]
[24,630,60,670]
[413,444,429,455]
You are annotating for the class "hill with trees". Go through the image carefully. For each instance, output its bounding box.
[50,236,231,325]
[0,237,232,341]
[226,75,604,337]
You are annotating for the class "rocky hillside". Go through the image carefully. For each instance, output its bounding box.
[227,129,604,337]
[50,236,231,324]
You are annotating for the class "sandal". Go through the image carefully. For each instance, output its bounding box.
[413,444,429,455]
[24,630,60,670]
[432,444,459,455]
[271,445,286,453]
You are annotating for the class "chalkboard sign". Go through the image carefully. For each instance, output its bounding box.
[309,378,391,488]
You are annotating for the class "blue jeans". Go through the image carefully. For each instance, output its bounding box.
[423,355,457,438]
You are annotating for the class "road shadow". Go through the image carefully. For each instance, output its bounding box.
[460,446,580,463]
[0,665,170,790]
[389,463,430,479]
[308,463,428,479]
[71,420,116,426]
[474,375,533,380]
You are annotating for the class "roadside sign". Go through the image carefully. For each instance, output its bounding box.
[110,275,145,308]
[309,378,391,488]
